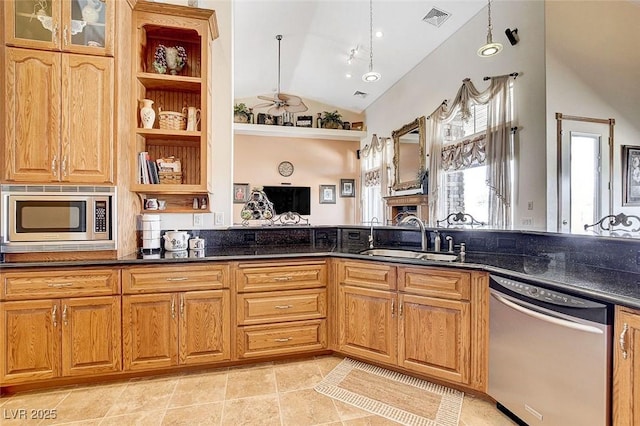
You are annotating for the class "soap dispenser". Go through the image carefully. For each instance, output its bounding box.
[433,230,441,252]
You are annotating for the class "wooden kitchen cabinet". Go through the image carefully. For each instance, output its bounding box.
[0,268,121,385]
[130,2,218,213]
[3,47,113,183]
[235,259,328,358]
[4,0,115,56]
[613,305,640,425]
[336,260,485,389]
[122,264,231,371]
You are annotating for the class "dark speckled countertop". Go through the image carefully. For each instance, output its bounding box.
[3,243,640,309]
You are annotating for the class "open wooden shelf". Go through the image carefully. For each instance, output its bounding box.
[234,123,366,142]
[137,73,201,92]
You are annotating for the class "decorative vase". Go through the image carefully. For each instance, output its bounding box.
[165,47,185,75]
[183,106,201,131]
[140,99,155,129]
[153,45,187,75]
[82,0,102,23]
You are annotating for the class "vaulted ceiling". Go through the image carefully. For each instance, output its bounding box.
[233,0,487,113]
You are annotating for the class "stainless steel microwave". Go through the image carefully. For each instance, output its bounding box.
[0,186,116,253]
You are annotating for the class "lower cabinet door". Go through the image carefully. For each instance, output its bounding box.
[123,294,178,371]
[179,290,230,365]
[1,300,61,384]
[398,293,471,384]
[337,285,397,365]
[614,306,640,426]
[61,296,122,376]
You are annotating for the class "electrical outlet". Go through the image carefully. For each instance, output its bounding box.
[521,217,533,226]
[527,201,534,210]
[214,212,224,226]
[193,213,203,227]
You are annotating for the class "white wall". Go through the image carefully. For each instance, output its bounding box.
[545,1,640,230]
[365,0,547,230]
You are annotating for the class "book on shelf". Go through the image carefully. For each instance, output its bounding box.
[138,151,160,184]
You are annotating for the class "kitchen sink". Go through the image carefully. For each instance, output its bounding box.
[359,248,459,262]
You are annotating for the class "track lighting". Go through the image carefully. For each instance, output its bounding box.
[505,28,519,46]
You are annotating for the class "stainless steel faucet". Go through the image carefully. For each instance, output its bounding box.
[368,217,379,249]
[445,235,454,253]
[398,214,428,251]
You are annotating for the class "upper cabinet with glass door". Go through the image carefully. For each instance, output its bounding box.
[4,0,114,56]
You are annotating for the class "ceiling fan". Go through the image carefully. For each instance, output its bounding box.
[253,34,308,116]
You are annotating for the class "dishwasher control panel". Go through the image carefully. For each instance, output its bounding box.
[491,276,605,309]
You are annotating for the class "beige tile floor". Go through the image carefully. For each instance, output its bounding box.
[0,356,515,425]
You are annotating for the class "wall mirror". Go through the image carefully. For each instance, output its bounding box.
[392,116,426,191]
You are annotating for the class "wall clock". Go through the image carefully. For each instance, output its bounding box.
[278,161,294,177]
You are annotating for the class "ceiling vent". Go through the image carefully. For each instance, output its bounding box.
[422,7,451,27]
[353,91,368,98]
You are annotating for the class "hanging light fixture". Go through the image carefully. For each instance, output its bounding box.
[362,0,381,82]
[477,0,503,57]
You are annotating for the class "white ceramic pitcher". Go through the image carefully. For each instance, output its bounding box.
[183,106,201,131]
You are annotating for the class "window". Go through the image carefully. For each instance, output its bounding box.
[360,135,389,224]
[441,104,490,224]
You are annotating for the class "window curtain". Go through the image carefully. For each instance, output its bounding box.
[361,134,385,224]
[427,75,514,228]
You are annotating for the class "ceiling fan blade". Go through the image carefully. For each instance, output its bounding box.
[278,93,303,106]
[253,102,275,109]
[267,105,286,116]
[285,102,309,113]
[257,95,277,102]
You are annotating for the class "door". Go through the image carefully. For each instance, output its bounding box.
[557,115,613,233]
[179,290,230,365]
[338,285,397,364]
[61,54,114,183]
[0,299,61,383]
[398,293,470,384]
[123,294,178,371]
[4,0,62,50]
[4,48,61,182]
[614,306,640,426]
[61,296,121,376]
[61,0,115,56]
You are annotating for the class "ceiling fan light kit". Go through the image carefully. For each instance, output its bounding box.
[477,0,503,57]
[362,0,381,82]
[253,34,308,116]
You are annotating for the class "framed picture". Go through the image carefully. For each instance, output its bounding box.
[233,183,250,204]
[340,178,355,197]
[296,115,313,128]
[319,184,336,204]
[351,121,364,131]
[623,145,640,206]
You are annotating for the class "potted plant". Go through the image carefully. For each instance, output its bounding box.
[321,110,343,129]
[234,103,251,123]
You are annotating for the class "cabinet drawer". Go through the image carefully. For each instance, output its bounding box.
[338,260,396,290]
[237,289,327,325]
[1,269,119,300]
[237,320,327,358]
[236,260,327,292]
[122,264,229,293]
[397,266,471,300]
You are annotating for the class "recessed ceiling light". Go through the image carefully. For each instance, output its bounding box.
[346,73,352,78]
[375,31,383,38]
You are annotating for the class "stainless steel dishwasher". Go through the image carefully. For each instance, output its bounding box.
[489,275,612,426]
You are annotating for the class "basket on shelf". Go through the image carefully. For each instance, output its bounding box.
[158,171,183,184]
[158,110,187,130]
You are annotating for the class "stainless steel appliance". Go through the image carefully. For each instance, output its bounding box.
[489,274,612,426]
[0,185,116,252]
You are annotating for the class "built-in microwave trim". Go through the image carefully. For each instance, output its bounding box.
[0,185,117,253]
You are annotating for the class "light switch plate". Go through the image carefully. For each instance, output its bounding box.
[193,213,203,227]
[214,212,223,226]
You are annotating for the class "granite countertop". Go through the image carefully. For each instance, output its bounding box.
[3,245,640,309]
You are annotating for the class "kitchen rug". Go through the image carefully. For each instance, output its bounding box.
[314,358,464,426]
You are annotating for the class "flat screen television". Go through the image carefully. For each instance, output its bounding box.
[262,186,311,215]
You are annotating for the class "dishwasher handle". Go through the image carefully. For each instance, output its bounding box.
[490,290,604,335]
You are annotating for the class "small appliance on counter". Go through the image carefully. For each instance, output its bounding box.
[141,214,161,250]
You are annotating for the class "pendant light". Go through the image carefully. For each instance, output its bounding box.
[477,0,502,57]
[362,0,381,82]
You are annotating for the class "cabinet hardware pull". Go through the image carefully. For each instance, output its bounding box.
[391,299,395,317]
[273,276,293,281]
[274,305,292,309]
[47,283,74,288]
[52,23,59,45]
[171,296,176,319]
[63,25,68,45]
[620,323,629,360]
[51,155,58,177]
[399,303,403,316]
[52,304,58,327]
[180,295,185,316]
[166,277,188,281]
[62,305,68,326]
[274,338,292,342]
[61,156,67,177]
